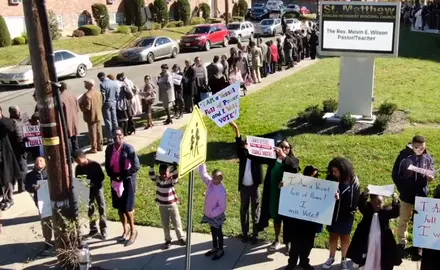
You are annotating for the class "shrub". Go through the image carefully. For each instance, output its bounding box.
[91,3,110,33]
[178,0,191,25]
[12,36,26,45]
[208,18,222,23]
[199,3,211,20]
[322,99,338,113]
[373,114,390,131]
[232,0,248,17]
[78,25,101,36]
[148,3,158,21]
[72,29,85,37]
[297,105,324,125]
[339,113,356,129]
[0,16,11,47]
[124,0,145,27]
[21,32,28,44]
[189,17,205,25]
[141,22,161,30]
[116,25,131,34]
[153,0,168,26]
[232,16,244,22]
[48,10,62,40]
[284,12,299,19]
[165,21,184,28]
[129,25,139,33]
[378,101,397,116]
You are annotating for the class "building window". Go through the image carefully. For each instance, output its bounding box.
[116,13,124,25]
[56,15,64,29]
[78,14,86,27]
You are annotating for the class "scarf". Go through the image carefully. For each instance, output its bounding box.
[364,213,381,270]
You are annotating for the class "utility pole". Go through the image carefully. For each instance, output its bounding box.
[225,0,230,25]
[22,0,75,268]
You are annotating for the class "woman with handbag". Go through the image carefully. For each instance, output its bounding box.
[158,64,175,125]
[116,73,134,136]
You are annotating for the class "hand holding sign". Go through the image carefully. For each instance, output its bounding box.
[407,164,439,179]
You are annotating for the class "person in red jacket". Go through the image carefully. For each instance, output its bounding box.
[269,40,278,75]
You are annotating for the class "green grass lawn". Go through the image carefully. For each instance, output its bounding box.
[0,26,192,68]
[104,28,440,248]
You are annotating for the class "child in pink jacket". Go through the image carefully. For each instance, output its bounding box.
[198,163,227,261]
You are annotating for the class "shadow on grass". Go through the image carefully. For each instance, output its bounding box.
[92,42,121,50]
[398,27,440,62]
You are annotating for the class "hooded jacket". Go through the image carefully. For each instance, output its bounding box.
[25,167,48,205]
[392,144,434,204]
[330,176,361,223]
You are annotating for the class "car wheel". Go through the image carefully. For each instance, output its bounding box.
[76,64,87,78]
[204,40,211,51]
[171,47,178,58]
[147,53,155,64]
[237,35,242,43]
[222,37,229,47]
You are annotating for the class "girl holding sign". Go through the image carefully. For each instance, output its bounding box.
[322,157,360,270]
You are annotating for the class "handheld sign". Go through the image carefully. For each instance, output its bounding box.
[278,172,338,225]
[408,164,438,178]
[37,180,52,219]
[157,128,184,164]
[198,82,240,127]
[247,136,276,159]
[179,107,208,178]
[367,184,394,197]
[23,125,42,148]
[413,197,440,251]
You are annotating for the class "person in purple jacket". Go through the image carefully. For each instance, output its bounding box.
[198,163,227,261]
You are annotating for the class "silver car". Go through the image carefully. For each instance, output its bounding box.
[256,18,282,37]
[227,21,255,43]
[119,36,179,64]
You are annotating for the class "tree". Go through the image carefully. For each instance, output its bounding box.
[133,0,146,27]
[153,0,168,26]
[232,0,248,16]
[199,3,210,20]
[177,0,190,25]
[91,3,110,33]
[48,10,62,40]
[0,15,11,47]
[125,0,146,27]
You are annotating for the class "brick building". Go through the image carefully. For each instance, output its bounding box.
[0,0,246,38]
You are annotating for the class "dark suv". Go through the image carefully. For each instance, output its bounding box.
[179,24,230,51]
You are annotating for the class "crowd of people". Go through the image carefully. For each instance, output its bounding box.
[402,2,440,31]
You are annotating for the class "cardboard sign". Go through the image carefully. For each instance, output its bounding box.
[278,172,339,225]
[157,128,184,164]
[413,197,440,250]
[37,180,52,219]
[23,125,42,148]
[198,82,240,127]
[247,136,276,159]
[367,184,394,197]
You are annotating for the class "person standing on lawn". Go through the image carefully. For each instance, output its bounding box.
[149,162,186,250]
[98,72,119,144]
[229,122,263,244]
[74,150,107,239]
[392,135,434,259]
[322,157,360,270]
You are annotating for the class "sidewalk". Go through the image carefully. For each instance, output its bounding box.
[0,58,419,270]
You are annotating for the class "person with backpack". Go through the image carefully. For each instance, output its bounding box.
[116,73,134,136]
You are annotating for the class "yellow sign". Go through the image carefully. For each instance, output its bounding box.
[179,106,207,178]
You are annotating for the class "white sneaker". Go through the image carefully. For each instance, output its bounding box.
[341,259,349,270]
[322,257,335,269]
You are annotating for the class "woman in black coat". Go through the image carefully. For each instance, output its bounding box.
[347,189,402,270]
[183,59,196,113]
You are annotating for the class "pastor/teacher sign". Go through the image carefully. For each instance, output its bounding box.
[278,172,338,225]
[198,82,240,127]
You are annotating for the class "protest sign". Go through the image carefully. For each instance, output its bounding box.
[23,125,42,148]
[247,136,276,159]
[413,196,440,250]
[408,164,439,178]
[172,73,183,85]
[278,172,338,225]
[198,82,240,127]
[367,184,394,197]
[156,128,184,164]
[37,180,52,219]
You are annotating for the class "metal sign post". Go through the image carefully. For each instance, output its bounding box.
[184,171,195,270]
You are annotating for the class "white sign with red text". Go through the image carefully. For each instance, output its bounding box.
[247,136,276,159]
[23,125,42,148]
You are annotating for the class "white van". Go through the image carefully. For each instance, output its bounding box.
[265,0,284,12]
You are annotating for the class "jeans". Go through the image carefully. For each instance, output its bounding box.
[102,102,118,143]
[240,185,260,237]
[210,225,224,250]
[89,187,107,233]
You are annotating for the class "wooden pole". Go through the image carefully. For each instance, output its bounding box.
[225,0,230,25]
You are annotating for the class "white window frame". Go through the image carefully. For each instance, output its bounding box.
[56,15,64,30]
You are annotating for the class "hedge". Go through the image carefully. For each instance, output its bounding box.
[153,0,168,26]
[12,36,26,45]
[232,0,248,17]
[178,0,191,25]
[232,16,244,22]
[0,15,12,47]
[189,17,205,25]
[78,25,102,36]
[116,25,131,34]
[165,21,184,28]
[125,0,146,27]
[91,3,110,33]
[129,25,139,33]
[199,3,210,20]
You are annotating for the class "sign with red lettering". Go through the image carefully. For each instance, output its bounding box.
[413,196,440,250]
[247,135,276,159]
[198,82,240,127]
[23,125,42,148]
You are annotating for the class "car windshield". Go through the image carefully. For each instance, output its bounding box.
[261,19,274,26]
[227,24,240,30]
[188,26,210,34]
[19,57,31,66]
[136,38,154,47]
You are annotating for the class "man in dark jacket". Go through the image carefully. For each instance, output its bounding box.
[9,106,26,193]
[392,135,434,253]
[309,30,318,60]
[230,122,263,244]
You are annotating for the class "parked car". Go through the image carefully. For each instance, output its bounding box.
[286,4,300,14]
[250,3,269,20]
[180,24,229,51]
[0,50,92,86]
[266,0,284,12]
[255,18,282,37]
[286,18,302,32]
[119,36,179,64]
[227,21,254,43]
[300,6,311,14]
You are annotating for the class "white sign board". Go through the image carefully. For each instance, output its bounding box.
[408,164,437,178]
[23,125,42,148]
[247,136,276,159]
[156,128,184,164]
[367,184,394,197]
[278,173,339,225]
[413,197,440,251]
[37,180,52,219]
[319,2,401,57]
[198,82,240,128]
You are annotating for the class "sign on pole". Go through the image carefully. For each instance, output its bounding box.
[278,172,338,225]
[319,2,401,57]
[179,106,208,177]
[156,128,184,164]
[413,197,440,250]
